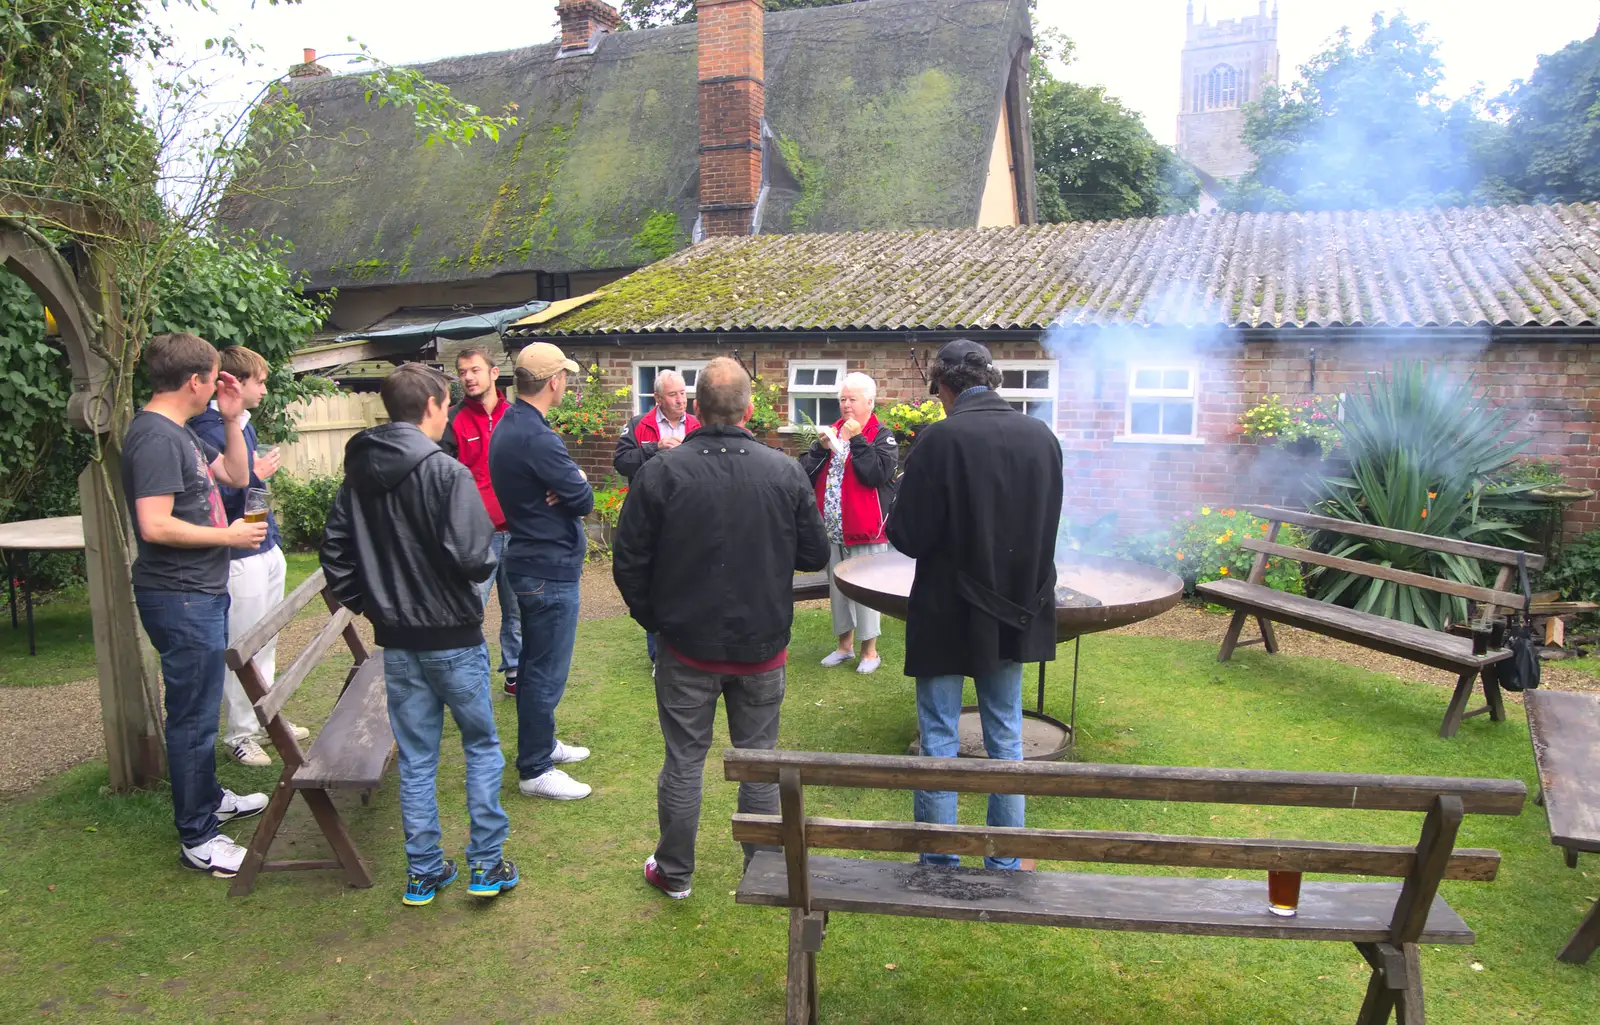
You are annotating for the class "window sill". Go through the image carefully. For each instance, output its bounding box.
[1112,434,1206,446]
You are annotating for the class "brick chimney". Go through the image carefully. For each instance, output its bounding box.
[557,0,621,57]
[697,0,764,237]
[289,48,332,79]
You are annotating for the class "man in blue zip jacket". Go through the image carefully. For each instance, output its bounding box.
[189,344,311,767]
[489,343,596,801]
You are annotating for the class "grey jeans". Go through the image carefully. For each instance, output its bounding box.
[652,647,785,891]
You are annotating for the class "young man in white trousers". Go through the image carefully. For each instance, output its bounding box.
[189,345,308,765]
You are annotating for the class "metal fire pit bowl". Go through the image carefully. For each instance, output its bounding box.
[833,550,1184,760]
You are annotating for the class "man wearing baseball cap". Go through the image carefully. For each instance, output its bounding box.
[885,338,1063,870]
[488,342,596,801]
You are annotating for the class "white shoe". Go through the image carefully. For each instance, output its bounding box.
[551,740,590,764]
[270,721,311,743]
[820,650,854,667]
[519,768,592,800]
[228,738,271,767]
[180,835,248,878]
[216,788,268,823]
[857,657,881,674]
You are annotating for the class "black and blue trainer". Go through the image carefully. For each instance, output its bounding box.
[402,859,458,907]
[469,859,519,897]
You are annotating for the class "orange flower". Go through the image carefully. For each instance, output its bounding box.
[1420,509,1428,518]
[1219,566,1230,575]
[1428,491,1437,499]
[1175,552,1186,560]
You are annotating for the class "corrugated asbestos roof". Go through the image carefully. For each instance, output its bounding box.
[508,203,1600,337]
[220,0,1032,290]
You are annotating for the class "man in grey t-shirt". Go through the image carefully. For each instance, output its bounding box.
[122,332,270,880]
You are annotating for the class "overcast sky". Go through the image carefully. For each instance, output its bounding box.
[152,0,1600,147]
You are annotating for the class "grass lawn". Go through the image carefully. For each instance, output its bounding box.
[0,553,322,689]
[1,608,1596,1023]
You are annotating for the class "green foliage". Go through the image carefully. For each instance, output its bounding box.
[1542,529,1600,608]
[269,471,343,551]
[1237,394,1342,457]
[1498,28,1600,204]
[1307,362,1542,627]
[1227,13,1513,212]
[620,0,858,28]
[546,364,630,437]
[592,475,628,528]
[746,375,785,433]
[877,399,945,438]
[0,273,77,516]
[632,209,685,262]
[1117,506,1306,597]
[1030,29,1197,222]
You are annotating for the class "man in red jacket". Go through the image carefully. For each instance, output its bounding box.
[613,369,701,664]
[441,347,522,695]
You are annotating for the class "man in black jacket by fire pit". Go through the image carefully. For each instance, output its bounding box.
[885,339,1064,871]
[613,357,829,900]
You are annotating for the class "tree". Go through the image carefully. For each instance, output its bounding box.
[1227,13,1508,212]
[1498,29,1600,204]
[1030,31,1197,222]
[620,0,854,28]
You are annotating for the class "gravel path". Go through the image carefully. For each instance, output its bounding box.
[4,572,1597,794]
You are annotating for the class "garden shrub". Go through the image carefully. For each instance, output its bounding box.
[1542,529,1600,612]
[271,471,343,551]
[1117,507,1306,596]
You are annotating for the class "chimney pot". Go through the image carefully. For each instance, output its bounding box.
[303,47,317,64]
[556,0,621,57]
[290,47,332,79]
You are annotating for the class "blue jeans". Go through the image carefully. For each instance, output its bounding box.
[914,661,1026,871]
[383,644,510,876]
[510,573,582,780]
[135,589,230,848]
[474,532,523,675]
[646,631,659,663]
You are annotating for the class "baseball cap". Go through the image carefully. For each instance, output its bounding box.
[934,338,994,369]
[515,342,580,378]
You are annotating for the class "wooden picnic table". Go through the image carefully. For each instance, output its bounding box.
[1524,688,1600,963]
[0,515,86,656]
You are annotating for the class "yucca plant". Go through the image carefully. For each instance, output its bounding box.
[1307,361,1543,628]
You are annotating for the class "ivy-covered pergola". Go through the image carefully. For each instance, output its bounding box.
[0,200,164,791]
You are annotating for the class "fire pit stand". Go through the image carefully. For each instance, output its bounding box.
[833,551,1183,761]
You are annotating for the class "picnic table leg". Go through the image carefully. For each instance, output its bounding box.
[1558,894,1600,964]
[229,768,296,897]
[1354,942,1402,1025]
[6,550,15,630]
[1565,847,1579,870]
[1438,671,1478,738]
[1256,616,1279,654]
[1217,611,1249,662]
[1479,669,1506,723]
[20,550,34,656]
[1393,944,1425,1024]
[786,908,814,1025]
[300,787,374,888]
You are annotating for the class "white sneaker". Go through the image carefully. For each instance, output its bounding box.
[228,738,271,767]
[820,650,855,667]
[180,835,248,878]
[551,740,590,764]
[217,788,268,823]
[269,721,311,743]
[857,657,882,674]
[519,768,592,800]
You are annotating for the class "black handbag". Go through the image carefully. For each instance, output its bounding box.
[1493,551,1541,693]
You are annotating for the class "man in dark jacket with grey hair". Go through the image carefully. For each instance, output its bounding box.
[322,362,518,906]
[886,339,1063,872]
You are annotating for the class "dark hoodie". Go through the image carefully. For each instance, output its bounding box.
[320,422,498,650]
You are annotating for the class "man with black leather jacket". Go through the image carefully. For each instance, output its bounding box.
[613,357,829,901]
[321,363,519,906]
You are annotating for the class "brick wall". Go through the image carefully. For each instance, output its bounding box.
[547,335,1600,539]
[697,0,764,237]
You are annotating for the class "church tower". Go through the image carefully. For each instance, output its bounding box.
[1177,2,1279,182]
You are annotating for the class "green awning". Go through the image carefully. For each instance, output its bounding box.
[333,300,550,344]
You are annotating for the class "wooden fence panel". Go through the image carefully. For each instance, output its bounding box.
[276,393,388,478]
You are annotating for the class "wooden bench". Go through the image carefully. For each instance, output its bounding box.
[1196,504,1544,739]
[792,571,831,603]
[725,748,1523,1025]
[1525,689,1600,964]
[224,568,395,897]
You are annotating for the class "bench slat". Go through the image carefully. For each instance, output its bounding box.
[735,853,1476,943]
[1239,538,1526,609]
[1242,506,1545,571]
[227,568,328,670]
[1526,690,1600,854]
[730,815,1502,880]
[255,606,355,725]
[722,750,1526,814]
[293,657,394,789]
[792,572,831,602]
[1196,578,1512,673]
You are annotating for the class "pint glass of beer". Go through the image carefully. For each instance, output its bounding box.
[1267,870,1301,917]
[244,488,270,525]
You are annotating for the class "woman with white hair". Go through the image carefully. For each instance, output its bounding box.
[798,371,898,673]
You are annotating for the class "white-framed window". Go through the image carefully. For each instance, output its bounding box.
[788,361,845,426]
[1124,364,1199,440]
[996,360,1057,425]
[633,362,705,416]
